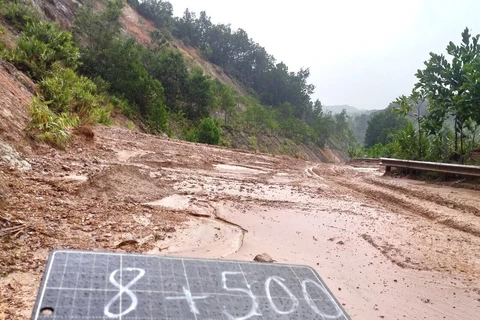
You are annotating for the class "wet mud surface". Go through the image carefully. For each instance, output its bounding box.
[1,126,479,319]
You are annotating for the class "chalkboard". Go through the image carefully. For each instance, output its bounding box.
[31,250,351,319]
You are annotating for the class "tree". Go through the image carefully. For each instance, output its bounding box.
[395,90,428,159]
[196,117,220,145]
[415,28,480,160]
[132,0,173,30]
[143,48,189,111]
[73,0,123,63]
[215,81,237,123]
[184,67,213,120]
[364,105,408,148]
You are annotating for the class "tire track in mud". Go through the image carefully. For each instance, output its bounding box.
[365,177,480,217]
[360,234,416,270]
[332,176,480,238]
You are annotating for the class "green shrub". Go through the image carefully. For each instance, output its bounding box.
[247,136,258,150]
[0,26,5,51]
[91,106,113,125]
[196,117,220,145]
[184,129,197,142]
[146,99,168,134]
[0,0,40,31]
[110,96,136,119]
[5,22,79,80]
[39,66,103,117]
[28,97,79,149]
[126,120,136,130]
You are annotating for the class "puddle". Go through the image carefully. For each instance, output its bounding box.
[145,194,191,210]
[145,194,216,217]
[62,174,88,182]
[214,164,267,174]
[149,218,243,258]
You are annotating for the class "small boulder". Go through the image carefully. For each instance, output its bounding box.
[115,239,139,248]
[254,253,274,263]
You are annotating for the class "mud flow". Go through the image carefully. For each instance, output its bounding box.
[1,126,479,319]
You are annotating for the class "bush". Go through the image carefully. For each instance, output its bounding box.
[91,105,113,125]
[28,97,79,149]
[0,26,5,51]
[145,99,168,134]
[196,117,220,145]
[110,96,136,119]
[39,65,103,117]
[126,120,136,130]
[247,136,258,150]
[0,0,40,31]
[5,22,79,80]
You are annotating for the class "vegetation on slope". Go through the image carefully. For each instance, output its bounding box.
[1,0,354,158]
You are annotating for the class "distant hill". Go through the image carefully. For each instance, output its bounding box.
[324,105,361,115]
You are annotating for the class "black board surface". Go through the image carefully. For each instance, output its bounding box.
[32,250,350,319]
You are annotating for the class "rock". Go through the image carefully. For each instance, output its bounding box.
[93,156,100,164]
[0,139,31,171]
[61,165,71,171]
[154,232,166,241]
[336,240,345,245]
[162,226,176,233]
[115,239,139,248]
[254,253,275,263]
[0,184,6,203]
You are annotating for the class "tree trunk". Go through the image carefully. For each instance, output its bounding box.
[460,124,464,164]
[417,107,422,160]
[454,119,459,154]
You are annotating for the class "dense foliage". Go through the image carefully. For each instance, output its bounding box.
[128,0,354,149]
[196,118,220,145]
[357,28,480,164]
[0,2,114,148]
[364,106,408,148]
[1,0,355,154]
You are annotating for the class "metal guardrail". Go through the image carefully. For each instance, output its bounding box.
[380,158,480,177]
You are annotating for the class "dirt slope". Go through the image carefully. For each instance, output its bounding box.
[0,60,35,150]
[1,125,479,319]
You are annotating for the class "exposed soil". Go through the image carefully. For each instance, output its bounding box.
[1,125,479,319]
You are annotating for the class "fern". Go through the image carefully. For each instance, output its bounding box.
[28,97,80,149]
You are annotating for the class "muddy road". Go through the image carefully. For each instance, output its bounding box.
[1,126,479,319]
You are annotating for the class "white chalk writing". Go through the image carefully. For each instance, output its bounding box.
[104,268,145,319]
[302,279,343,319]
[166,287,209,315]
[222,271,261,320]
[265,276,299,314]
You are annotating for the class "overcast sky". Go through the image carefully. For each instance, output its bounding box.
[170,0,480,110]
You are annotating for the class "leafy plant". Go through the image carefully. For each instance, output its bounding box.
[39,65,104,117]
[196,117,220,145]
[5,22,80,80]
[415,28,480,160]
[392,121,429,160]
[0,0,40,31]
[247,136,258,150]
[126,121,136,131]
[28,97,79,149]
[91,105,113,126]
